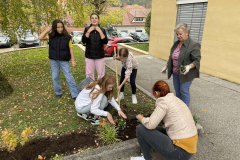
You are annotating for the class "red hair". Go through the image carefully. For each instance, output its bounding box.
[152,80,170,97]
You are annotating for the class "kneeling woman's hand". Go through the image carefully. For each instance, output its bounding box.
[118,110,127,119]
[107,112,115,125]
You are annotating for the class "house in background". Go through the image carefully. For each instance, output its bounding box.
[111,4,151,33]
[61,4,151,34]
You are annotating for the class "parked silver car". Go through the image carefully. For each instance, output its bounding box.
[118,32,133,39]
[0,32,17,47]
[70,31,83,44]
[18,31,41,48]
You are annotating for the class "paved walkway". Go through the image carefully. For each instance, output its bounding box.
[104,53,240,160]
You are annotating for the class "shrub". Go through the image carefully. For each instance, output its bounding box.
[144,11,151,36]
[1,127,32,151]
[97,118,121,145]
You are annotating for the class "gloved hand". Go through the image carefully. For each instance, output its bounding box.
[161,66,167,74]
[131,115,138,121]
[183,65,191,75]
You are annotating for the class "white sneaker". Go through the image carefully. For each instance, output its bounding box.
[132,94,137,104]
[116,92,124,101]
[131,156,145,160]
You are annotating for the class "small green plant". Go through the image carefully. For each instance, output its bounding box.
[51,154,65,160]
[179,65,186,72]
[193,115,199,123]
[1,127,32,151]
[117,118,127,130]
[97,119,121,145]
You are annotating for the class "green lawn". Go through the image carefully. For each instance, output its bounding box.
[0,46,155,148]
[128,43,149,52]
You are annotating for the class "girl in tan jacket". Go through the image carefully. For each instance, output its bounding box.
[132,80,198,160]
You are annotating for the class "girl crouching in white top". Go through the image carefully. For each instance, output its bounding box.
[75,75,127,125]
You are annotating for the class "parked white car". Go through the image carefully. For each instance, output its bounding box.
[0,32,17,47]
[70,31,83,44]
[18,31,40,48]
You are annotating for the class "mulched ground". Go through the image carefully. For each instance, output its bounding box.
[0,106,140,160]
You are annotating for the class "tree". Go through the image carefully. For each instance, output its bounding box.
[144,11,151,36]
[0,0,125,97]
[0,71,13,99]
[0,0,126,36]
[76,0,127,28]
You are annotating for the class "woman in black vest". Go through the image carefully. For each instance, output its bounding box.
[82,13,108,80]
[38,19,79,99]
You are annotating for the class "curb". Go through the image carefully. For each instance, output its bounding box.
[0,45,47,55]
[60,138,140,160]
[118,43,149,55]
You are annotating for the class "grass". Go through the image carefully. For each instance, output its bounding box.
[128,43,149,52]
[0,46,155,148]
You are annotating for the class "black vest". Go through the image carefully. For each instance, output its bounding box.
[84,25,106,59]
[49,33,71,61]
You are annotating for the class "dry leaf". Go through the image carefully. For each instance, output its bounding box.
[202,109,208,112]
[38,155,43,160]
[14,105,18,108]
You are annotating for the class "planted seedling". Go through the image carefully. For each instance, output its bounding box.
[118,118,127,130]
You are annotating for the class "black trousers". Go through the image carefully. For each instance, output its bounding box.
[120,67,137,94]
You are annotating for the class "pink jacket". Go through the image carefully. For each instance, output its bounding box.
[122,52,138,78]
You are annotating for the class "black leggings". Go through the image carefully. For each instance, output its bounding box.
[120,67,137,94]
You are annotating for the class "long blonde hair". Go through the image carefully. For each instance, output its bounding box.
[84,75,116,103]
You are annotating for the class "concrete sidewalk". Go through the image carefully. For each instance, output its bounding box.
[104,54,240,160]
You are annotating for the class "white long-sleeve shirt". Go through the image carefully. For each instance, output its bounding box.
[75,85,121,117]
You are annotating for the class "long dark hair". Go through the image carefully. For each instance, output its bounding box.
[49,19,69,39]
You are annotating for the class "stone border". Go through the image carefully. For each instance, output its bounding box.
[61,138,140,160]
[0,46,47,55]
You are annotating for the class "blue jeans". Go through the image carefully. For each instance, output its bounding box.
[136,124,193,160]
[50,60,79,98]
[172,72,192,107]
[75,95,108,114]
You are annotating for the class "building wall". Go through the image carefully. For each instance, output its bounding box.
[115,26,145,33]
[150,0,240,84]
[200,0,240,84]
[149,0,177,60]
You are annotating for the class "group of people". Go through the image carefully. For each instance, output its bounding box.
[38,12,201,160]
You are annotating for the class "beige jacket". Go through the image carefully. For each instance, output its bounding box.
[142,93,197,140]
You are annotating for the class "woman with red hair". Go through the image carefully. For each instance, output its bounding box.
[131,80,198,160]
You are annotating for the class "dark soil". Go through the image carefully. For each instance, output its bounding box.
[0,105,140,160]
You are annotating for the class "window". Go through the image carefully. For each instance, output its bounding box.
[116,40,124,43]
[134,17,144,22]
[175,2,208,44]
